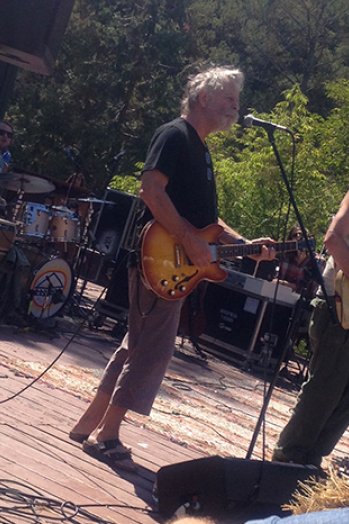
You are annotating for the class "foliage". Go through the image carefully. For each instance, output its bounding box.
[3,0,349,240]
[7,0,193,194]
[188,0,349,114]
[209,83,346,242]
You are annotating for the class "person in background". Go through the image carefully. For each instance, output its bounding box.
[272,192,349,467]
[0,120,13,174]
[0,120,14,215]
[274,225,323,298]
[69,66,276,472]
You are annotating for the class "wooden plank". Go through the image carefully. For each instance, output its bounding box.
[0,432,156,524]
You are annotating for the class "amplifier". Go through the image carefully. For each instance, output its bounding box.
[77,248,115,289]
[199,281,294,369]
[91,189,140,261]
[95,248,130,325]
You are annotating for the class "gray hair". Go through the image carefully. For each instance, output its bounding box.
[181,66,244,115]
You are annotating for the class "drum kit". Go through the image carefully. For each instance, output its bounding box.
[0,170,116,323]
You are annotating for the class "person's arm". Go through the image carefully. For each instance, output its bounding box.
[217,217,247,243]
[140,169,212,267]
[217,217,276,262]
[324,191,349,277]
[245,507,349,523]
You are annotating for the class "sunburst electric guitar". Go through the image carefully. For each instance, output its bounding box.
[140,220,313,301]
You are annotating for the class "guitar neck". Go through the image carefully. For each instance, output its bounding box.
[216,240,298,260]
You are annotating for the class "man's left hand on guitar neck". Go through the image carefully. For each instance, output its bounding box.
[217,218,276,262]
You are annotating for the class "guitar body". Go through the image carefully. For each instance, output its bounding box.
[141,221,227,300]
[140,220,313,301]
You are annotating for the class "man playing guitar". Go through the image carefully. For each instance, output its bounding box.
[70,66,276,471]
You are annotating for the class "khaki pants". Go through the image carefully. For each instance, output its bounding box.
[98,266,184,415]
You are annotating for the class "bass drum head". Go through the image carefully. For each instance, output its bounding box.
[28,257,73,319]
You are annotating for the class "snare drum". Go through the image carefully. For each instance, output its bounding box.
[22,202,50,239]
[48,206,80,243]
[0,218,16,261]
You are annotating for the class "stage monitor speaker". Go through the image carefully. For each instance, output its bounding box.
[92,190,139,261]
[156,456,320,520]
[0,0,74,75]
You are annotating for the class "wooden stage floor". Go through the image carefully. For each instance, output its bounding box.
[0,304,348,524]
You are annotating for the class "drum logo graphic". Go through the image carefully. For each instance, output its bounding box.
[28,258,73,318]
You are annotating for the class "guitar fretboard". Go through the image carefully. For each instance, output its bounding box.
[216,240,299,260]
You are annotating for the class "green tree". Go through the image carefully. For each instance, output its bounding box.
[189,0,349,114]
[8,0,193,194]
[209,83,345,242]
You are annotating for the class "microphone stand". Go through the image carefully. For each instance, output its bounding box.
[64,147,86,205]
[266,128,335,321]
[245,127,336,460]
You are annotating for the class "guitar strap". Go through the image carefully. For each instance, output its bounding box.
[334,269,349,329]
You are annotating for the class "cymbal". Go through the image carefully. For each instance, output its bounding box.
[77,197,116,205]
[0,172,55,194]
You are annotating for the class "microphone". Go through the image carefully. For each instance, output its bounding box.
[243,114,291,133]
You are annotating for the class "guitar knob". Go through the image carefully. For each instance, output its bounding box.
[160,279,168,287]
[179,285,186,292]
[168,290,176,297]
[172,275,179,282]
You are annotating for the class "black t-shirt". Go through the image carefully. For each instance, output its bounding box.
[141,117,218,229]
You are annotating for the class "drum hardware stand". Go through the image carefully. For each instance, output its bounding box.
[65,198,102,318]
[66,249,100,320]
[179,333,207,360]
[257,332,279,369]
[12,188,25,233]
[70,195,116,316]
[73,200,95,286]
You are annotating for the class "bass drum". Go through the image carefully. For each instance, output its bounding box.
[28,257,73,319]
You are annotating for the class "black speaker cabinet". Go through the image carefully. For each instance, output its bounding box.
[104,248,130,311]
[0,0,74,75]
[199,282,293,368]
[156,456,227,519]
[156,456,320,520]
[77,248,115,289]
[91,189,139,261]
[95,248,130,324]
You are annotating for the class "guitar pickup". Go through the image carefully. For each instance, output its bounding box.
[174,244,181,267]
